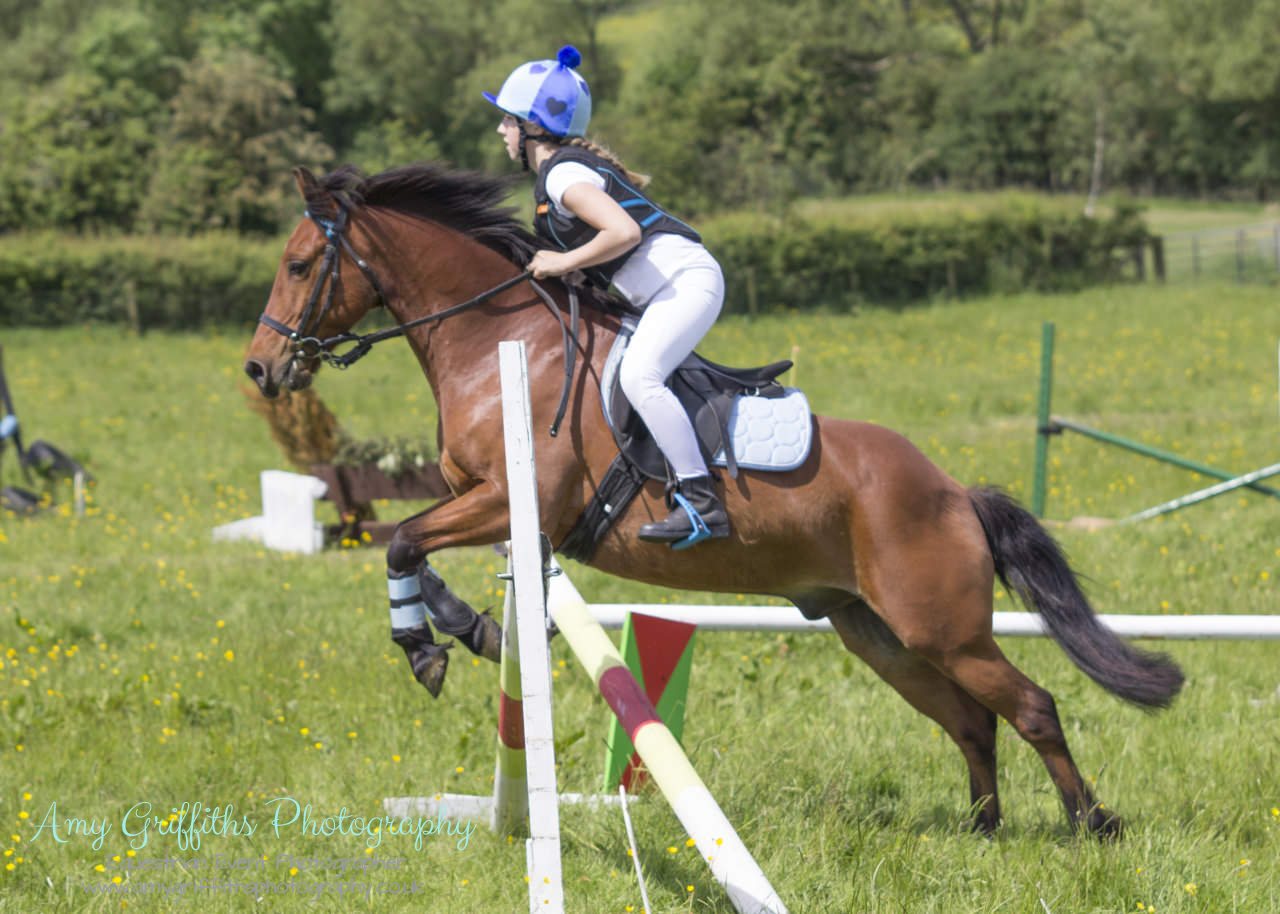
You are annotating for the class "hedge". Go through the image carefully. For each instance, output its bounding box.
[0,196,1150,328]
[700,194,1152,314]
[0,232,281,330]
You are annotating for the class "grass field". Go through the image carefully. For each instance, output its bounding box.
[791,190,1276,238]
[2,280,1279,912]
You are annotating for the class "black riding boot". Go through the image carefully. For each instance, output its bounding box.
[637,475,730,545]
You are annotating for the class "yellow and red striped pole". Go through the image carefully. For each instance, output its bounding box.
[547,566,789,914]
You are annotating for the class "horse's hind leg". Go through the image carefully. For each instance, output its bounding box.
[853,496,1118,836]
[928,636,1117,836]
[867,593,1116,834]
[800,592,1002,834]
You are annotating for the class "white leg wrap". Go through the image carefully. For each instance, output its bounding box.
[388,572,429,629]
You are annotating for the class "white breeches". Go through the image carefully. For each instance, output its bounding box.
[618,255,725,480]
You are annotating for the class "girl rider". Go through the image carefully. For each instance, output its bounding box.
[484,45,729,546]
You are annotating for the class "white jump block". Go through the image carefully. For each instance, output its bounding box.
[212,470,327,554]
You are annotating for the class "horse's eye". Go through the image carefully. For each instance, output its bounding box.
[288,260,308,277]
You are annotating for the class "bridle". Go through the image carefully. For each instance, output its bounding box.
[257,206,532,370]
[255,204,578,436]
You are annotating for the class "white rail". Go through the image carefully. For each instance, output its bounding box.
[587,605,1280,640]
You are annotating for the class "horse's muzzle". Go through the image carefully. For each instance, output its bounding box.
[243,357,282,398]
[243,356,315,398]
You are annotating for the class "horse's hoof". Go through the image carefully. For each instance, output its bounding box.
[473,611,503,663]
[1090,810,1124,841]
[1079,804,1123,841]
[964,810,1001,838]
[392,624,453,698]
[412,642,452,698]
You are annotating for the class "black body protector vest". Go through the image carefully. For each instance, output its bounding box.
[532,146,702,290]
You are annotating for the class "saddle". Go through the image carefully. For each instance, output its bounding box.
[558,319,812,561]
[604,336,791,482]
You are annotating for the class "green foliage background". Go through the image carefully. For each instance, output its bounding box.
[3,0,1280,235]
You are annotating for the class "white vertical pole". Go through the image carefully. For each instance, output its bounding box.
[499,340,565,914]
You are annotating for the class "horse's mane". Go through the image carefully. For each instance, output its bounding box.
[306,163,634,316]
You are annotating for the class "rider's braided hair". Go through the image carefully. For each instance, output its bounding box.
[561,136,651,189]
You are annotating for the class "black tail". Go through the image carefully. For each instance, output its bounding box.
[968,486,1184,710]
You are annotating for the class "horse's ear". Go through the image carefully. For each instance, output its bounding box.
[293,166,319,200]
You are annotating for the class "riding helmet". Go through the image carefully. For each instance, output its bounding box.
[483,45,591,137]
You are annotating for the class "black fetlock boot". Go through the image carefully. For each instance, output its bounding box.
[637,475,729,547]
[390,624,452,698]
[417,564,503,662]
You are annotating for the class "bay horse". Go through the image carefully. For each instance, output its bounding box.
[244,163,1183,837]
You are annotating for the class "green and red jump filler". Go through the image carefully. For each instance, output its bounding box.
[602,613,696,791]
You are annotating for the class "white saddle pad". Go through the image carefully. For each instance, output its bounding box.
[711,388,812,472]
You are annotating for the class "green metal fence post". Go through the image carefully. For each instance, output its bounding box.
[1031,322,1055,517]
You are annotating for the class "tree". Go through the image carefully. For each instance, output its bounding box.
[140,48,332,233]
[323,0,496,161]
[1151,0,1280,196]
[928,45,1078,190]
[0,0,105,90]
[0,70,163,231]
[606,0,909,214]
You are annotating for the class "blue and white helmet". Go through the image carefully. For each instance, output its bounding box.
[483,45,591,137]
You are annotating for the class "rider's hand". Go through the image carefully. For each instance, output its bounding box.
[529,250,575,279]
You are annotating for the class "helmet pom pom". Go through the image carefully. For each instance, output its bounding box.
[557,45,582,69]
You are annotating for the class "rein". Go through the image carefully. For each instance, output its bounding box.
[256,206,578,436]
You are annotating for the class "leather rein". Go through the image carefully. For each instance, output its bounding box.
[256,206,580,436]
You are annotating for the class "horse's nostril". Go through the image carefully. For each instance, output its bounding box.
[244,359,266,383]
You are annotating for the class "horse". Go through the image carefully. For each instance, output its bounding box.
[243,163,1183,838]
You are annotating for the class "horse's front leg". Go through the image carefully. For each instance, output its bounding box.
[384,485,510,698]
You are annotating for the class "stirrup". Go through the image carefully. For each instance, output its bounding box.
[669,491,712,551]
